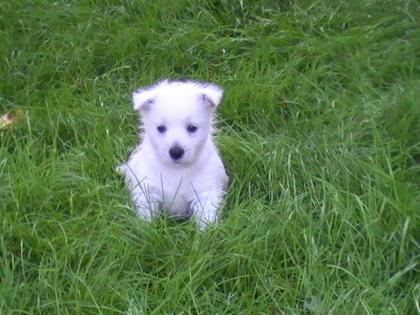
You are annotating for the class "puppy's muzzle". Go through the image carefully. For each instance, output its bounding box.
[169,145,184,160]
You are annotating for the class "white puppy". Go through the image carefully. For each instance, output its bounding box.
[118,79,228,229]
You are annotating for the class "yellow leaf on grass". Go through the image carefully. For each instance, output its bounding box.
[0,109,26,130]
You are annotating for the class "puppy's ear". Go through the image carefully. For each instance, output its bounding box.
[132,88,157,111]
[200,84,223,109]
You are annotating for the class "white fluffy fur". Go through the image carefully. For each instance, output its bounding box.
[118,80,228,229]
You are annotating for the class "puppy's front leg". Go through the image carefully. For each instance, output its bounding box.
[131,187,160,221]
[191,189,224,229]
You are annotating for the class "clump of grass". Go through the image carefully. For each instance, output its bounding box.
[1,1,419,314]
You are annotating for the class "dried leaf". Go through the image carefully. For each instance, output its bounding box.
[0,109,25,130]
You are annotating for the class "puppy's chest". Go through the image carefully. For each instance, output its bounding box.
[151,174,194,216]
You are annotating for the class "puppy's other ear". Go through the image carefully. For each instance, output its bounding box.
[200,84,224,108]
[132,88,156,111]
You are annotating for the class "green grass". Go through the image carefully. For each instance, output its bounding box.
[1,0,419,314]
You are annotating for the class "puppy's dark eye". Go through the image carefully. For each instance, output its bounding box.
[157,125,167,133]
[187,124,198,133]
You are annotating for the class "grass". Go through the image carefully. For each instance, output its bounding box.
[1,0,419,314]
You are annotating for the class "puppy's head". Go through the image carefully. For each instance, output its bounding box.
[132,80,223,167]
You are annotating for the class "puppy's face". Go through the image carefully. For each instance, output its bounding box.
[133,80,223,167]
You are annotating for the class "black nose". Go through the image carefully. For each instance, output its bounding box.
[169,145,184,160]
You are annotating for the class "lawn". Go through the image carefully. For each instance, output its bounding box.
[1,0,419,314]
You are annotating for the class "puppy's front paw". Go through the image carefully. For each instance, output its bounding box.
[195,211,218,230]
[191,191,223,230]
